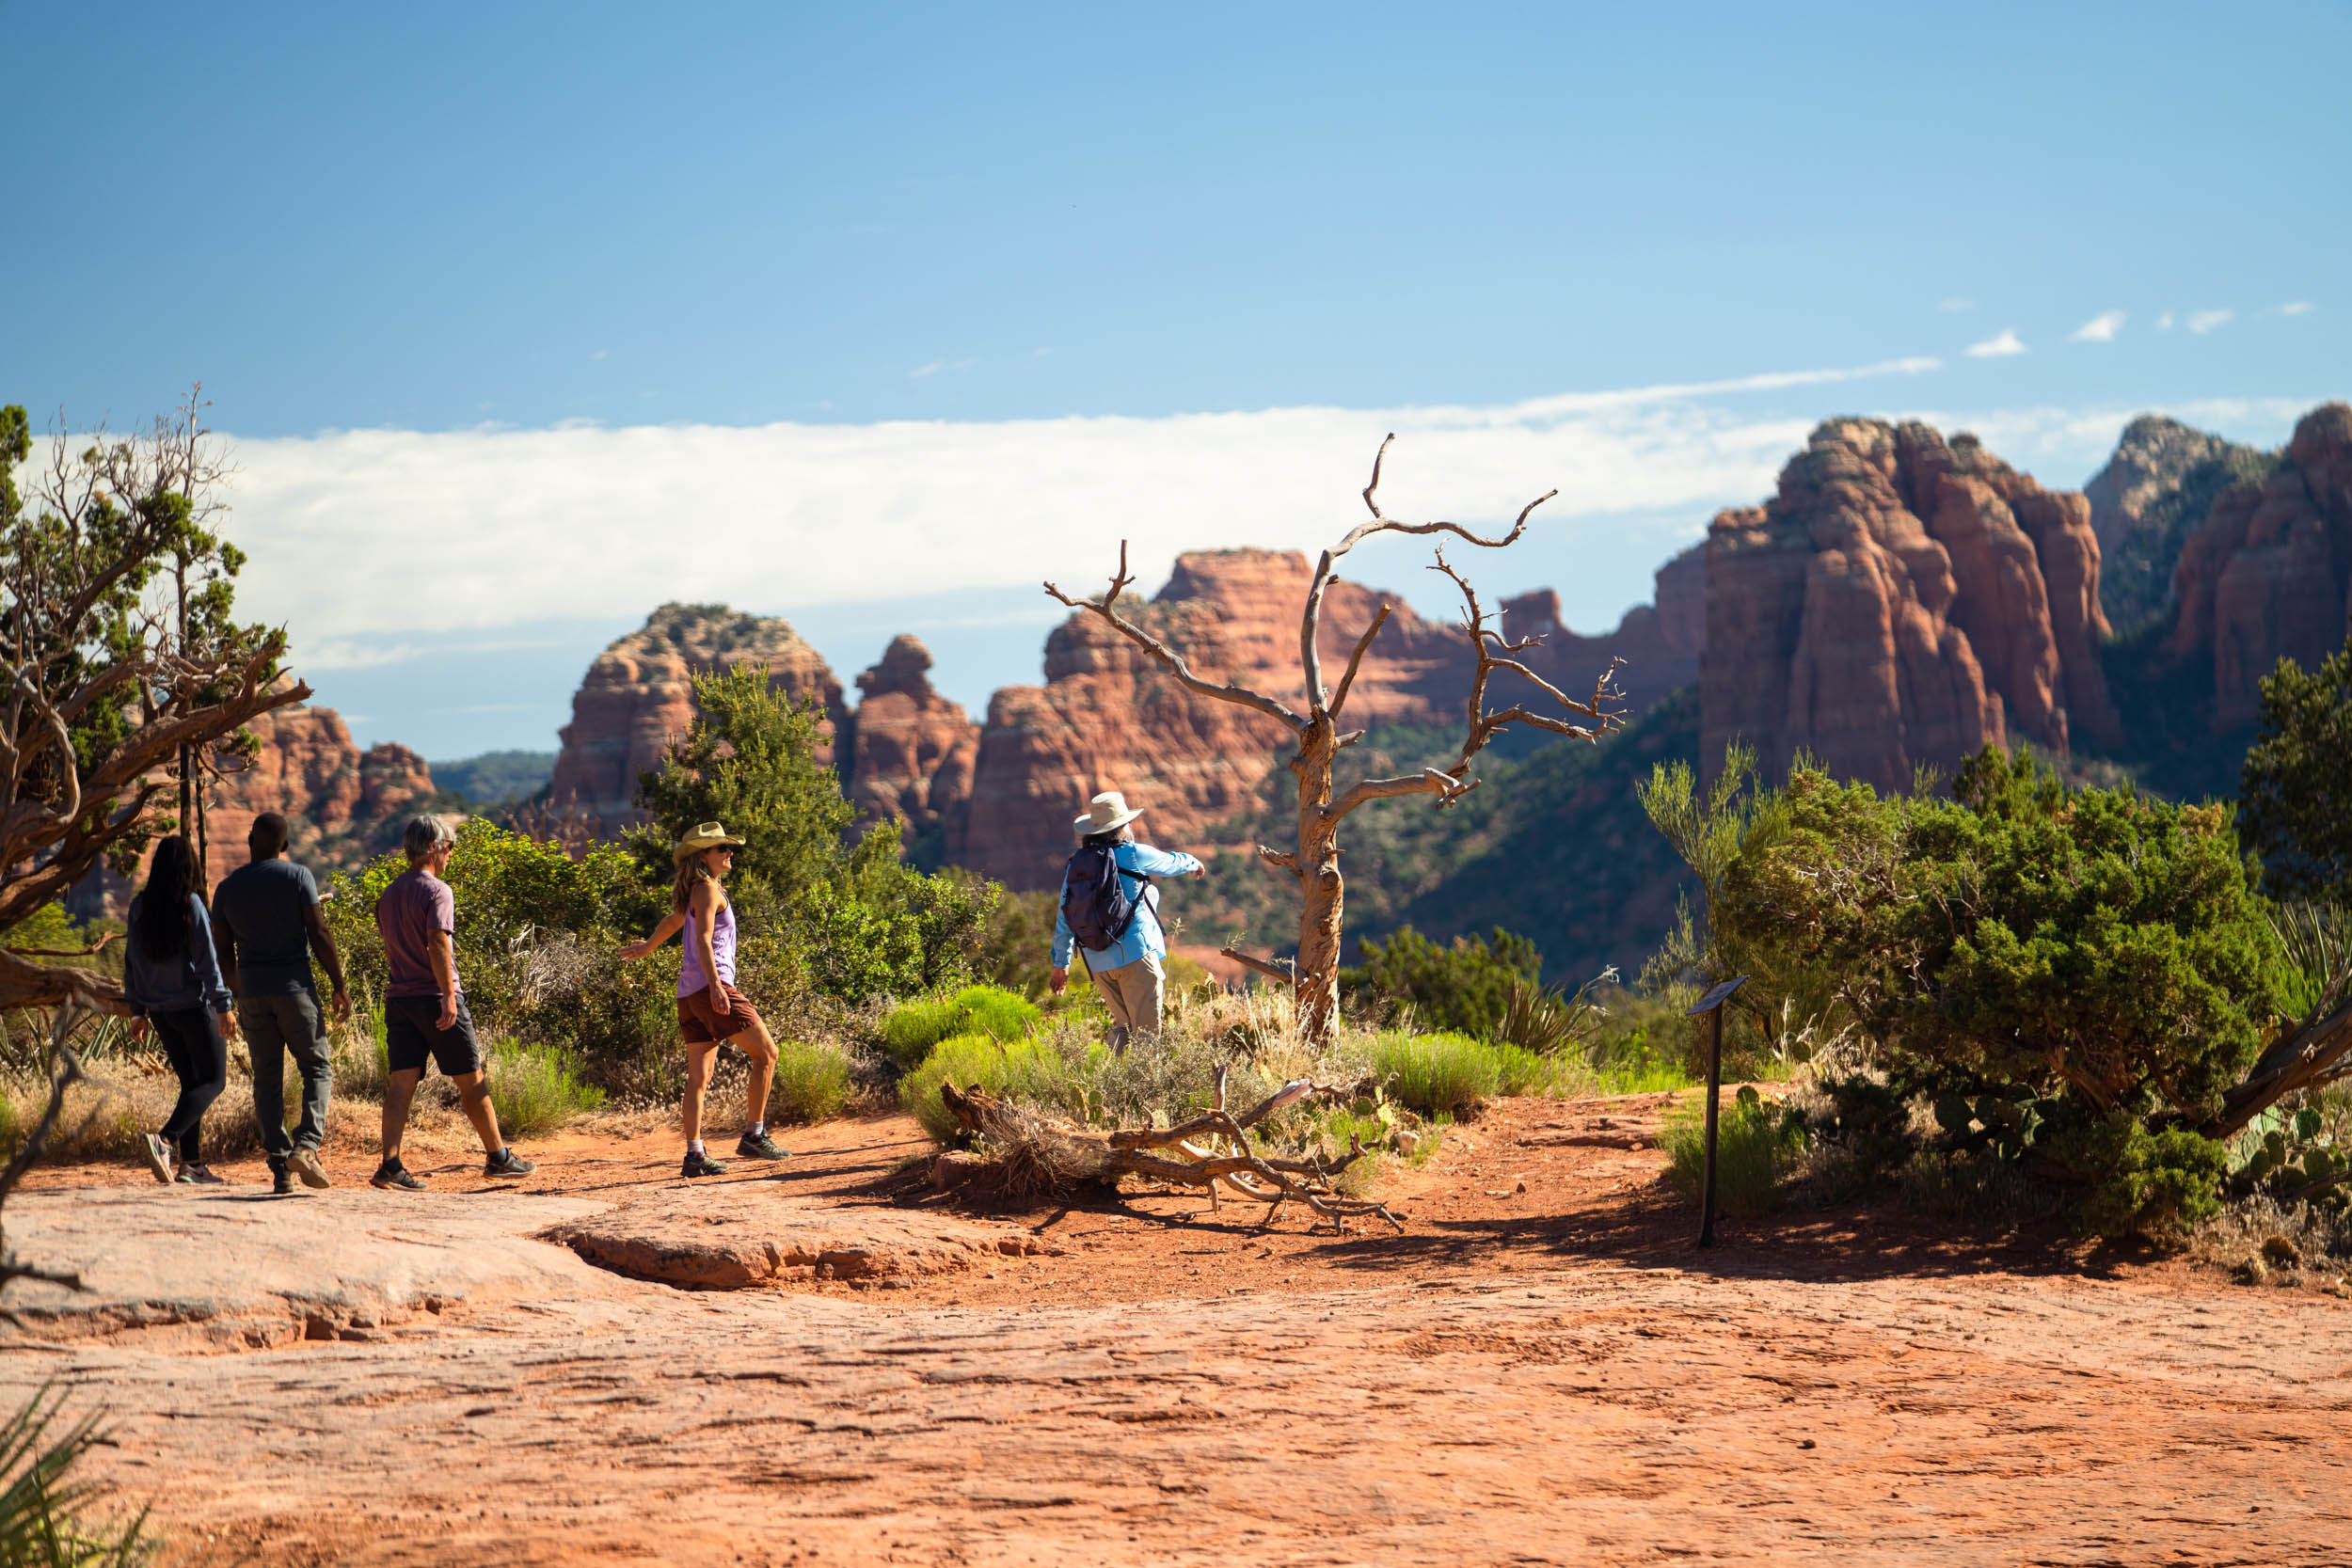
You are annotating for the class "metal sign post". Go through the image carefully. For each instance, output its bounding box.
[1687,974,1750,1249]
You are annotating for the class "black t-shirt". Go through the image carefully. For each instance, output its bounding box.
[211,858,322,995]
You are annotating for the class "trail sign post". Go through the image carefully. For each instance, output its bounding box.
[1687,975,1750,1249]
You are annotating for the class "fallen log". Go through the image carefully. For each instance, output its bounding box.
[936,1069,1405,1235]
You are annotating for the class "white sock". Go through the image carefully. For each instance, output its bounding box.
[748,1122,765,1137]
[688,1139,705,1155]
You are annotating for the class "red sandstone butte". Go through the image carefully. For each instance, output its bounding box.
[950,546,1700,891]
[1702,419,2121,792]
[847,634,980,837]
[548,603,849,827]
[2166,402,2352,728]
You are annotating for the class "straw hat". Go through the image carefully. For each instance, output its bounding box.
[673,821,746,863]
[1073,791,1145,837]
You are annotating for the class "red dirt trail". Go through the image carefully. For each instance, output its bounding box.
[8,1095,2346,1566]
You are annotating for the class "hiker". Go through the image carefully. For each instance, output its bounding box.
[1049,791,1202,1049]
[126,835,241,1185]
[369,815,534,1190]
[212,812,352,1196]
[618,822,788,1179]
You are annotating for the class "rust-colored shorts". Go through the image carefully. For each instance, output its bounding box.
[677,983,763,1044]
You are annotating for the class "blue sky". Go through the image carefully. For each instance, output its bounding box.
[4,2,2344,756]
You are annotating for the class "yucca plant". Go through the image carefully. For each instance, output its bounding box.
[0,1389,153,1567]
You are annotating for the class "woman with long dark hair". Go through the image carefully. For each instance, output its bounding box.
[125,834,241,1184]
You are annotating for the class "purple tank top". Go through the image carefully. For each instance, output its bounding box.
[677,898,738,996]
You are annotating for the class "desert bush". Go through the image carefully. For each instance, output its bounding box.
[2048,1114,2230,1242]
[0,1390,154,1567]
[2240,635,2352,903]
[879,984,1042,1069]
[898,1033,1075,1144]
[485,1040,605,1137]
[767,1038,853,1126]
[1342,926,1541,1039]
[1372,1030,1502,1117]
[1661,1085,1807,1218]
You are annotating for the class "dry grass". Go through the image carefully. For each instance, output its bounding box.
[2191,1193,2352,1293]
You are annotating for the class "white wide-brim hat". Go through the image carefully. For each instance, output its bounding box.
[1074,791,1145,836]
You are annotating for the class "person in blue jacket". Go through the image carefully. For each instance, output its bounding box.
[1049,791,1202,1049]
[123,835,242,1185]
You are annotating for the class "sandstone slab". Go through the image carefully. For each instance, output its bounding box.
[538,1181,1047,1289]
[2,1185,611,1350]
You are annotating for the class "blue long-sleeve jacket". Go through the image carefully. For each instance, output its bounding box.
[1052,840,1202,971]
[122,893,233,1018]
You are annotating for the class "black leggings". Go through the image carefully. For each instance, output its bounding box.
[149,1007,227,1163]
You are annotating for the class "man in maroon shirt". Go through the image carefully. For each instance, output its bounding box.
[369,815,534,1189]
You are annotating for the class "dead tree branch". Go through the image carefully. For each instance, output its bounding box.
[1044,540,1305,731]
[938,1072,1403,1234]
[1,1006,94,1307]
[1220,948,1297,985]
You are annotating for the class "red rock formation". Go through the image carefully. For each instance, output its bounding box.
[847,635,979,837]
[209,705,440,872]
[2166,403,2352,727]
[1703,419,2119,791]
[951,546,1698,891]
[549,604,849,827]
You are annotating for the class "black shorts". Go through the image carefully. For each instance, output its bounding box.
[384,993,484,1077]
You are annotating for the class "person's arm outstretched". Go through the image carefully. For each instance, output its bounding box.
[618,911,687,961]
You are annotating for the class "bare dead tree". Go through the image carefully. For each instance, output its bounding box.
[1045,436,1625,1044]
[0,398,306,1011]
[941,1069,1402,1233]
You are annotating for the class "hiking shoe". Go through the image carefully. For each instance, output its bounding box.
[370,1161,427,1191]
[483,1148,535,1180]
[271,1165,298,1196]
[735,1131,789,1161]
[140,1132,174,1185]
[287,1148,332,1189]
[174,1163,225,1185]
[680,1148,727,1179]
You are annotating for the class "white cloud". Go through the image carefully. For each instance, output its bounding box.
[1964,328,2028,358]
[146,356,1946,669]
[1936,297,1976,313]
[2156,311,2175,331]
[2068,311,2125,343]
[2279,301,2314,316]
[2187,309,2234,334]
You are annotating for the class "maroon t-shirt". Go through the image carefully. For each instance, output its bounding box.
[375,868,460,998]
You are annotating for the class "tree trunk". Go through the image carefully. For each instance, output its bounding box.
[1293,718,1345,1046]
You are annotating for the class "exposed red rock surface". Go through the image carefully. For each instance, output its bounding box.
[951,546,1699,890]
[2165,402,2352,727]
[846,634,979,837]
[1703,419,2121,791]
[548,603,849,827]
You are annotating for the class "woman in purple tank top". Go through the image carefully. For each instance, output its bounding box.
[619,821,789,1178]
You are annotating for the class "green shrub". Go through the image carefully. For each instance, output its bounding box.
[2054,1113,2229,1242]
[1494,1043,1581,1098]
[765,1039,852,1126]
[1661,1085,1807,1218]
[1342,926,1542,1039]
[485,1040,606,1137]
[1373,1031,1502,1117]
[0,1389,154,1566]
[879,984,1042,1069]
[898,1033,1074,1144]
[1707,746,2281,1124]
[2240,635,2352,903]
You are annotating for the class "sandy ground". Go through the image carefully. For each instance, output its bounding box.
[8,1096,2349,1565]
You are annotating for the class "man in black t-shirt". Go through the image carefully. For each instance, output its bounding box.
[212,813,352,1196]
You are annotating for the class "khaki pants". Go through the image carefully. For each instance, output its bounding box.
[1085,953,1166,1051]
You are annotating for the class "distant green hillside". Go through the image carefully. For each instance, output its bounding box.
[433,750,558,808]
[1173,686,1697,987]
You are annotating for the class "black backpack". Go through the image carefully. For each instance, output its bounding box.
[1061,845,1152,954]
